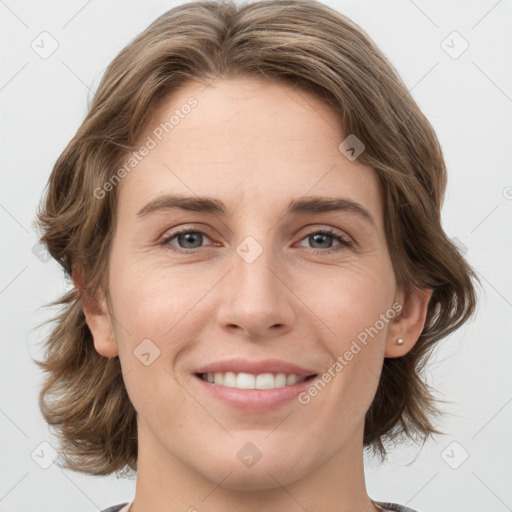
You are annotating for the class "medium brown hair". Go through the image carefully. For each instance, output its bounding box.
[34,0,479,476]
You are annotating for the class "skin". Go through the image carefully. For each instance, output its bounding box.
[81,76,432,512]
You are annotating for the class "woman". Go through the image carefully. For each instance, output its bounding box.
[35,0,478,510]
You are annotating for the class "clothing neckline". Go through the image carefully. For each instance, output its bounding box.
[373,502,391,511]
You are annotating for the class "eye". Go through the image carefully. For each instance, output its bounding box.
[160,228,214,253]
[296,227,353,255]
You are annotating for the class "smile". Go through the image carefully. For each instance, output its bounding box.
[192,372,318,412]
[197,371,316,390]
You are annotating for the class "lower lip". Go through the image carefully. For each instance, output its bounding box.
[192,374,317,412]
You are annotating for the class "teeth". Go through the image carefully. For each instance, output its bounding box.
[201,371,308,389]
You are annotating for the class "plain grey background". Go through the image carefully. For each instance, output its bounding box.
[1,0,511,511]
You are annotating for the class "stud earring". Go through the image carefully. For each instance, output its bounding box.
[396,338,404,345]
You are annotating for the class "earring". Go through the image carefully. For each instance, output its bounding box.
[396,338,404,345]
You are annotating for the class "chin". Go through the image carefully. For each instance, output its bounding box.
[197,453,309,491]
[211,466,298,492]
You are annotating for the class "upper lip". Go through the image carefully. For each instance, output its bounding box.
[194,358,317,377]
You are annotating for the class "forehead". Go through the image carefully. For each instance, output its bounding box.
[115,76,382,223]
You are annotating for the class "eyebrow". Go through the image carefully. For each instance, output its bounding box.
[136,193,376,226]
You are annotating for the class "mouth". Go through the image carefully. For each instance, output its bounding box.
[190,358,319,411]
[192,371,318,412]
[194,371,318,390]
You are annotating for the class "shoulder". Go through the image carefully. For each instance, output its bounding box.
[100,505,130,512]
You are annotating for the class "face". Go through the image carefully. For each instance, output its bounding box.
[89,76,427,492]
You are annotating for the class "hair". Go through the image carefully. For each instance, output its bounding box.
[34,0,479,476]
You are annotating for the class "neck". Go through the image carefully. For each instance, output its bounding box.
[130,417,379,512]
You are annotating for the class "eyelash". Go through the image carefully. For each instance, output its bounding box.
[159,226,353,255]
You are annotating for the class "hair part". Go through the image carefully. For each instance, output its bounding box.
[34,0,479,475]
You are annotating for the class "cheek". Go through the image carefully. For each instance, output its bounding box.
[108,255,225,418]
[111,264,191,414]
[330,282,394,345]
[314,256,396,340]
[109,252,203,343]
[313,262,395,398]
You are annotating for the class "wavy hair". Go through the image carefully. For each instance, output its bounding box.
[34,0,479,475]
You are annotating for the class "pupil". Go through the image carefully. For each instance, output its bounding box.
[181,232,201,248]
[311,233,331,249]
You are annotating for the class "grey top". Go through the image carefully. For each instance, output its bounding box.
[101,502,420,512]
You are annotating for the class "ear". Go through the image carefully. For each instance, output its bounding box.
[384,286,433,358]
[72,264,118,358]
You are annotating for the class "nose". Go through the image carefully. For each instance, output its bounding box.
[215,241,296,339]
